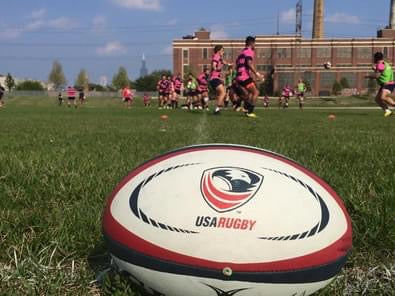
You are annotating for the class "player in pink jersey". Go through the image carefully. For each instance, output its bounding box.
[67,86,77,108]
[197,67,210,110]
[279,84,293,109]
[235,36,263,118]
[122,86,133,108]
[0,83,5,108]
[166,75,174,109]
[210,45,228,114]
[143,93,151,107]
[172,73,182,109]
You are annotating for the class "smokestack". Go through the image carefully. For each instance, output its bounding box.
[390,0,395,29]
[312,0,324,39]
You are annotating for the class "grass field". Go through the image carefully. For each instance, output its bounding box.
[0,96,394,296]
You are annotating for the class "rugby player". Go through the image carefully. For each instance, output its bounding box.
[367,52,395,117]
[235,36,263,118]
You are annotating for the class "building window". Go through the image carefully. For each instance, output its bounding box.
[257,65,274,72]
[183,64,190,76]
[297,48,311,59]
[202,48,208,60]
[257,48,272,59]
[303,71,315,87]
[316,47,331,58]
[277,48,292,59]
[201,64,210,72]
[340,72,356,88]
[224,48,233,60]
[278,73,293,87]
[336,47,352,59]
[183,49,189,64]
[320,72,336,88]
[357,47,372,59]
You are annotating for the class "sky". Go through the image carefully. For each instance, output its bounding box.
[0,0,387,84]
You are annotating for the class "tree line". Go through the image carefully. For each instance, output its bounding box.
[4,60,171,92]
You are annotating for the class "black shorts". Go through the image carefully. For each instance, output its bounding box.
[238,78,255,88]
[188,90,198,97]
[382,83,395,93]
[175,90,181,95]
[68,97,75,100]
[210,79,223,89]
[79,95,84,100]
[298,92,304,97]
[0,93,4,99]
[159,92,167,97]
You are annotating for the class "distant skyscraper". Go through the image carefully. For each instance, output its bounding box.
[140,53,148,77]
[99,75,108,87]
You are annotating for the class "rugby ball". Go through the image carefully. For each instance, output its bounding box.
[324,61,332,69]
[103,144,352,296]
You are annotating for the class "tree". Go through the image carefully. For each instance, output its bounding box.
[75,69,89,90]
[134,69,172,91]
[16,80,45,91]
[48,60,66,90]
[340,77,350,89]
[112,66,130,90]
[5,73,15,91]
[332,80,342,95]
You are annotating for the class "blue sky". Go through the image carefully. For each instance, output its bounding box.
[0,0,386,84]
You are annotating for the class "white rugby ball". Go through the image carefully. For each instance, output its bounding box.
[324,61,332,69]
[103,144,352,296]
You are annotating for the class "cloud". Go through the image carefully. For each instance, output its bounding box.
[210,24,228,39]
[111,0,161,11]
[48,17,78,29]
[280,8,295,24]
[92,16,107,32]
[0,28,23,39]
[25,19,45,31]
[97,41,127,56]
[326,13,360,25]
[31,9,47,19]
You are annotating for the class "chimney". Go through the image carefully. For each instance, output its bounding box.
[390,0,395,29]
[312,0,324,39]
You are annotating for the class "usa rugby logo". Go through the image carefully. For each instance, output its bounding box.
[200,167,263,213]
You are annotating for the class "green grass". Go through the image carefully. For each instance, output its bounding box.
[0,96,394,295]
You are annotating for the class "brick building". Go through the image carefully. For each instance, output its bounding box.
[172,30,395,96]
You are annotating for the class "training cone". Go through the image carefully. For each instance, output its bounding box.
[328,114,336,120]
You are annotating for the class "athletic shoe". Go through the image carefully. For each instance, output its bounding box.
[384,110,393,117]
[245,112,257,118]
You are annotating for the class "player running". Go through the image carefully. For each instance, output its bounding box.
[57,91,63,106]
[235,36,263,118]
[122,85,133,108]
[0,83,5,107]
[157,75,168,109]
[197,68,210,110]
[296,79,306,109]
[367,52,395,117]
[210,45,228,114]
[78,88,86,105]
[172,73,183,109]
[143,93,151,107]
[279,85,293,109]
[186,73,199,109]
[67,86,77,108]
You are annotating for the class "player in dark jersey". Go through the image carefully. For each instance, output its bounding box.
[157,75,168,109]
[235,36,263,118]
[0,84,5,108]
[57,91,63,106]
[78,88,85,105]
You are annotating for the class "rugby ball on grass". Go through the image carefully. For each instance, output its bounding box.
[103,144,352,296]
